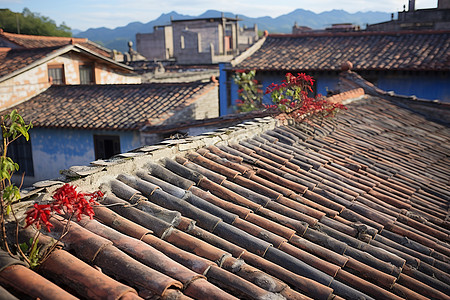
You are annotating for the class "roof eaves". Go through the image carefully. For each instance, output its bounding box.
[72,44,134,72]
[0,44,134,83]
[0,44,73,83]
[268,29,450,38]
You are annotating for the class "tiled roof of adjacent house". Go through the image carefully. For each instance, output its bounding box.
[234,30,450,71]
[9,82,218,130]
[0,30,113,58]
[3,91,449,299]
[0,46,62,77]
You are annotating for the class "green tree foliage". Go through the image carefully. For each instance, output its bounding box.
[0,8,71,37]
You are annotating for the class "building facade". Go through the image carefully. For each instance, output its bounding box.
[0,31,140,110]
[136,16,258,65]
[367,0,450,31]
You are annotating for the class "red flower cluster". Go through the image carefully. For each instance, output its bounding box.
[25,184,103,231]
[24,203,53,231]
[265,73,314,95]
[265,72,347,123]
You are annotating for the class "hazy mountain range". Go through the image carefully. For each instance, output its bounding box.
[74,9,391,53]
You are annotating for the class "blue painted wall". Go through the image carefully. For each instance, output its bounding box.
[219,69,450,114]
[25,128,140,183]
[376,74,450,102]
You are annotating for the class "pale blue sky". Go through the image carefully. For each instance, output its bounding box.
[0,0,438,31]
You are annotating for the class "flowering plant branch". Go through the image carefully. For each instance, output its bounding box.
[25,184,103,232]
[0,109,32,258]
[22,184,103,267]
[234,70,264,112]
[265,73,347,124]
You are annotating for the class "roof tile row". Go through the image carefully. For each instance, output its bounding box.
[10,82,217,130]
[2,95,449,299]
[235,31,450,72]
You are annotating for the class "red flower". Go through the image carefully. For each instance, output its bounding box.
[25,203,53,231]
[25,184,103,232]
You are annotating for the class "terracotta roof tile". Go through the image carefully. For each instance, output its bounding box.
[4,93,450,299]
[9,82,217,130]
[0,46,61,77]
[235,31,450,72]
[0,31,112,58]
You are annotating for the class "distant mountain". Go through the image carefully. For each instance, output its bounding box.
[75,9,391,52]
[71,29,82,36]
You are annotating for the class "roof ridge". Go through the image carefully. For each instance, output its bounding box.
[269,29,450,38]
[1,31,87,42]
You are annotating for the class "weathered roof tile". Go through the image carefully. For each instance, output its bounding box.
[9,82,217,130]
[5,94,450,299]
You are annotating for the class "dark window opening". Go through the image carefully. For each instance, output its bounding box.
[94,135,120,160]
[79,64,94,84]
[8,136,34,176]
[48,64,65,85]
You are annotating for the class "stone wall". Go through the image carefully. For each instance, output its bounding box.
[0,64,50,110]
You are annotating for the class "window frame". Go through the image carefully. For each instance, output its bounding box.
[47,63,65,85]
[79,62,95,85]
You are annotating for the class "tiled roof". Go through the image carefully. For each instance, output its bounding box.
[234,30,450,71]
[5,92,450,299]
[0,46,61,78]
[9,82,218,130]
[0,30,112,58]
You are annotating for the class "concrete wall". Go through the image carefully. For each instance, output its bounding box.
[136,26,173,60]
[172,20,221,57]
[238,26,258,51]
[367,6,450,31]
[17,127,141,185]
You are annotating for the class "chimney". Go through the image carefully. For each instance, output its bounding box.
[409,0,415,11]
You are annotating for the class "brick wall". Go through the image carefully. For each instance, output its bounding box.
[0,64,50,110]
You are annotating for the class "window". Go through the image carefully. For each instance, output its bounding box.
[180,35,185,49]
[79,63,94,84]
[8,136,34,176]
[48,64,65,85]
[93,135,120,160]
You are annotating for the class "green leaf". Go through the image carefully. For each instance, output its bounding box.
[19,241,29,253]
[17,125,29,141]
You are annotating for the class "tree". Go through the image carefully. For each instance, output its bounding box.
[0,8,72,37]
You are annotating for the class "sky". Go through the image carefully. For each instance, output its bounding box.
[1,0,438,31]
